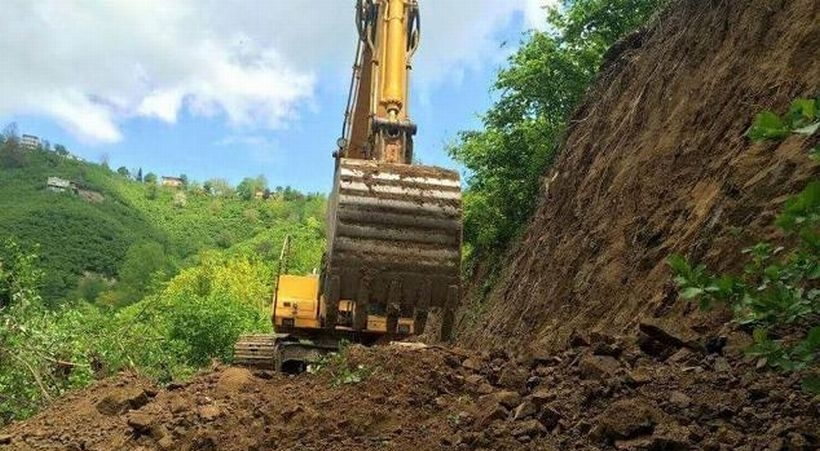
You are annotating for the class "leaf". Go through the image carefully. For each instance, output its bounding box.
[787,98,817,125]
[680,287,704,299]
[806,326,820,348]
[747,111,790,141]
[800,375,820,394]
[793,122,819,136]
[666,254,690,275]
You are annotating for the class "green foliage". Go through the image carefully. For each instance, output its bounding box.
[668,181,820,392]
[236,175,268,201]
[449,0,662,265]
[747,97,819,141]
[307,342,372,387]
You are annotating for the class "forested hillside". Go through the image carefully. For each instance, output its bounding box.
[0,134,326,424]
[0,138,324,304]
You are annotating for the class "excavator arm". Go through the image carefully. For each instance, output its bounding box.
[324,0,462,340]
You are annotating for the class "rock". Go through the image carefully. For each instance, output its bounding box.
[475,382,495,395]
[216,367,253,393]
[156,436,174,450]
[198,405,222,421]
[513,400,537,421]
[668,391,692,409]
[569,330,591,347]
[593,341,622,358]
[0,435,11,445]
[592,398,661,441]
[96,388,151,416]
[539,406,562,430]
[627,367,653,386]
[704,335,727,354]
[530,389,557,405]
[126,413,154,434]
[713,357,731,372]
[464,374,485,385]
[667,348,694,364]
[579,354,621,380]
[462,358,483,372]
[497,365,528,392]
[639,319,704,352]
[614,436,653,450]
[512,419,547,437]
[723,331,753,358]
[480,391,522,409]
[477,405,508,427]
[650,423,691,451]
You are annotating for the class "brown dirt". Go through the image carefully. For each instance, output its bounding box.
[2,328,818,450]
[455,0,819,352]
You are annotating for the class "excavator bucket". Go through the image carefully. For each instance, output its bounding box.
[323,158,462,338]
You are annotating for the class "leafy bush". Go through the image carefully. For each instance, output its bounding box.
[668,181,819,392]
[746,97,819,141]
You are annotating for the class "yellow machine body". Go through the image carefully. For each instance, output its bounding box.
[273,274,415,334]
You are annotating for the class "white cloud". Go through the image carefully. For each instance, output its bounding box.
[0,0,555,144]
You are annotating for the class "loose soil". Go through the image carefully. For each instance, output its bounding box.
[2,327,817,450]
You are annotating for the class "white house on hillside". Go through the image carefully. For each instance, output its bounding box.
[20,134,40,149]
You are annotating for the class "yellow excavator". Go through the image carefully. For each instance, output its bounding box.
[235,0,462,372]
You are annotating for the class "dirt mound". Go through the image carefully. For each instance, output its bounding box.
[2,329,817,450]
[456,0,819,352]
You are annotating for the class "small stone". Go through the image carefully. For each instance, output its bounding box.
[96,388,150,416]
[462,358,483,371]
[530,389,556,405]
[593,398,661,440]
[539,406,562,429]
[639,319,703,351]
[477,405,508,427]
[569,331,591,347]
[126,413,154,434]
[668,348,694,364]
[512,419,547,437]
[497,365,528,392]
[198,405,222,421]
[0,435,12,445]
[579,354,621,380]
[714,357,731,372]
[669,391,692,409]
[480,391,522,409]
[157,436,174,450]
[513,400,537,421]
[627,367,653,385]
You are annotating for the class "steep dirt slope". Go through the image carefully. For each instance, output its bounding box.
[456,0,819,351]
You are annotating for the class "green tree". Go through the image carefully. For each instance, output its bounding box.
[143,172,157,185]
[53,144,68,156]
[116,166,130,178]
[236,175,268,201]
[109,241,170,306]
[449,0,662,265]
[136,167,143,182]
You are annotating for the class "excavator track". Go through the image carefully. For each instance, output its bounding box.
[234,334,340,373]
[324,158,462,335]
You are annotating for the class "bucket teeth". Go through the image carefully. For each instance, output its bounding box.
[326,159,462,318]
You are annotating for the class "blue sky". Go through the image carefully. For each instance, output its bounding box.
[1,1,551,193]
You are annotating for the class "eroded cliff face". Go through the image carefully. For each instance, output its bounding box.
[457,0,819,351]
